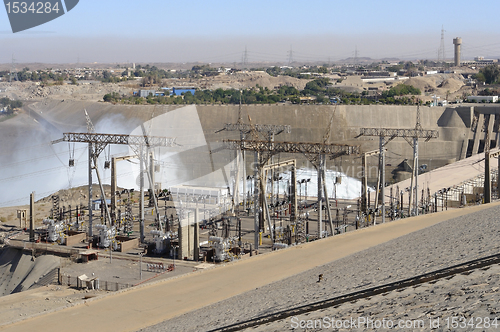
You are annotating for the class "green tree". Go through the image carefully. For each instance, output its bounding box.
[480,65,500,84]
[103,94,113,102]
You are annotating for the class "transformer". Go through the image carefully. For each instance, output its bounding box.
[96,224,117,250]
[43,218,65,244]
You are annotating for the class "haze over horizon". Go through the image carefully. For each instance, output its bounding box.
[1,0,500,64]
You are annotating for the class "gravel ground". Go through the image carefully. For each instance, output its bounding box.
[252,263,500,332]
[60,254,194,287]
[142,205,500,332]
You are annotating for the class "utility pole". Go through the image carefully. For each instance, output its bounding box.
[484,127,492,203]
[29,192,35,242]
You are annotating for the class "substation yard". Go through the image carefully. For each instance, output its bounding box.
[0,202,499,331]
[0,82,499,331]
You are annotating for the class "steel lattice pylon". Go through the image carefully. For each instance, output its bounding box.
[359,128,438,141]
[223,123,291,135]
[223,139,359,159]
[52,131,176,239]
[358,105,439,222]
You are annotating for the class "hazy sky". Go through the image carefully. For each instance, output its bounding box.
[1,0,500,63]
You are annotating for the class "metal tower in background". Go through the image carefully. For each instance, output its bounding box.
[438,26,446,63]
[10,54,18,82]
[242,46,249,66]
[287,45,294,65]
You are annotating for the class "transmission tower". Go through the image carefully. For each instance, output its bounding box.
[242,46,249,66]
[287,45,294,65]
[10,54,18,82]
[438,26,446,63]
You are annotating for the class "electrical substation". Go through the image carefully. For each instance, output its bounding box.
[2,102,500,301]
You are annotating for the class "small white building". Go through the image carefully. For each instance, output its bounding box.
[169,185,229,205]
[468,96,499,103]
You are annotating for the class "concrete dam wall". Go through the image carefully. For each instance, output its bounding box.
[0,247,60,296]
[21,101,500,188]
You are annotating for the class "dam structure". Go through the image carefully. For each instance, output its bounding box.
[23,100,499,186]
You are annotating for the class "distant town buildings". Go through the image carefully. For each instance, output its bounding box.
[468,96,499,103]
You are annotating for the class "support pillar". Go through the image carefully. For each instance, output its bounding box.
[322,167,334,236]
[149,152,155,208]
[233,149,240,213]
[414,137,419,215]
[29,192,35,242]
[361,153,368,213]
[88,143,93,238]
[145,152,161,230]
[194,208,200,261]
[261,168,274,243]
[380,137,386,224]
[111,156,117,224]
[317,154,324,238]
[497,155,500,197]
[94,163,112,227]
[254,151,260,250]
[139,144,145,243]
[290,164,297,223]
[242,133,247,210]
[485,151,491,203]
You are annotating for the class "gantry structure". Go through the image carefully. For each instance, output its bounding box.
[223,137,359,247]
[52,111,176,240]
[216,101,291,211]
[357,104,438,222]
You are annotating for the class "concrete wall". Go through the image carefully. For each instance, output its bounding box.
[65,231,86,247]
[27,101,500,185]
[117,237,139,252]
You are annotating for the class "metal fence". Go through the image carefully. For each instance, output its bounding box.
[60,274,134,292]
